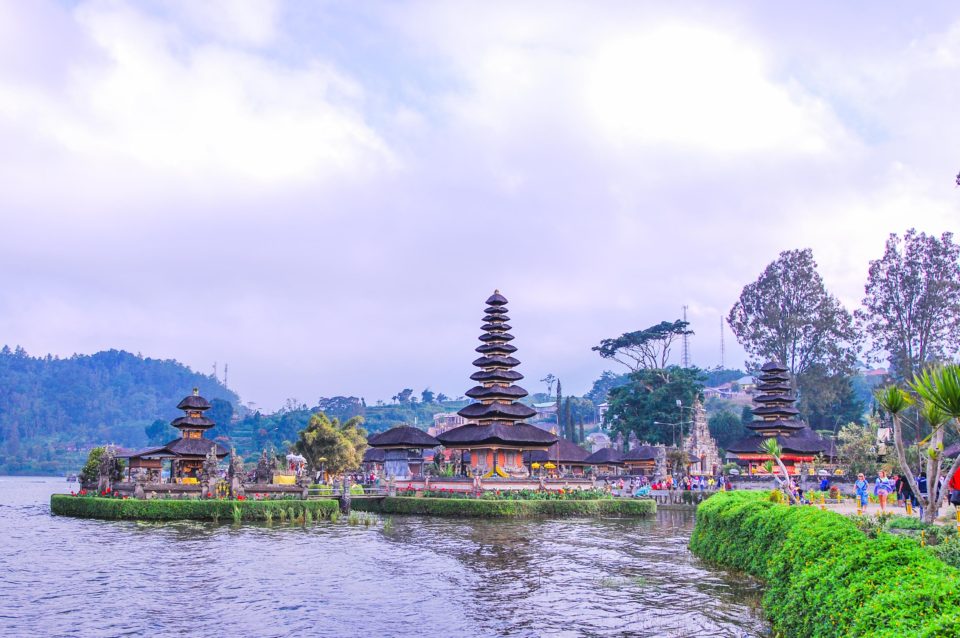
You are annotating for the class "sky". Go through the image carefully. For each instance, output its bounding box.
[1,1,959,410]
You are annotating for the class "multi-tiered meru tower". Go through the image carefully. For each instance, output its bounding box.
[437,291,557,477]
[726,361,834,474]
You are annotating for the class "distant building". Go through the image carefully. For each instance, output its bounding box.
[430,412,469,437]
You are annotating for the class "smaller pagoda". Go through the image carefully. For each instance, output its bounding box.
[437,290,557,477]
[367,425,440,478]
[524,439,591,476]
[725,362,834,474]
[122,388,229,482]
[584,447,624,476]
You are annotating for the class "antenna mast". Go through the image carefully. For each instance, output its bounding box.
[213,361,218,380]
[224,363,228,388]
[681,305,690,368]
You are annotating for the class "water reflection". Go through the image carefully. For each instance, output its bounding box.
[0,478,767,637]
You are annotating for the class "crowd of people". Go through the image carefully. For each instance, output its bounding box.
[599,474,733,497]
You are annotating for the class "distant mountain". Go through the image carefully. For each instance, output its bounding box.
[0,347,239,475]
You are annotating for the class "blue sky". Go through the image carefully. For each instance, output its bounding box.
[1,1,958,409]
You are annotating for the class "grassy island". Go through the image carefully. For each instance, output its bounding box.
[351,496,656,518]
[51,494,338,522]
[689,491,960,637]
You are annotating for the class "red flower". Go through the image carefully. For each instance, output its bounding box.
[206,492,213,498]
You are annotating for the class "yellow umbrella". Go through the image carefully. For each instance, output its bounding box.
[544,462,556,470]
[531,462,541,469]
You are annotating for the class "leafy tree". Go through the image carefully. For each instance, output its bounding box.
[293,413,367,476]
[564,398,574,441]
[836,421,880,477]
[316,396,365,422]
[857,229,960,381]
[586,370,629,405]
[540,373,557,397]
[555,378,563,429]
[420,388,435,404]
[708,410,748,449]
[392,388,414,404]
[605,366,705,445]
[728,248,859,379]
[801,372,865,431]
[593,320,693,372]
[436,393,450,404]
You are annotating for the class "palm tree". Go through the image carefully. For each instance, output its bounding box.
[911,365,960,521]
[760,437,797,504]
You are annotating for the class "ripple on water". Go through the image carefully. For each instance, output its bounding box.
[0,478,768,637]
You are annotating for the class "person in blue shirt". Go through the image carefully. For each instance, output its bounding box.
[917,472,928,518]
[819,476,830,492]
[854,473,869,509]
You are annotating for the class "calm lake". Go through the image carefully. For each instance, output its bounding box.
[1,477,768,637]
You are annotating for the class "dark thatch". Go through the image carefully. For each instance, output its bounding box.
[363,447,385,463]
[623,445,659,462]
[472,355,520,368]
[726,430,834,455]
[486,291,508,306]
[164,437,229,457]
[457,402,537,420]
[470,370,524,383]
[465,385,529,400]
[177,393,211,411]
[479,332,514,342]
[436,422,557,447]
[170,415,216,429]
[367,425,440,449]
[584,447,624,465]
[525,438,591,464]
[475,343,518,355]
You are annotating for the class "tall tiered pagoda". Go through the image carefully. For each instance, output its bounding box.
[437,291,557,477]
[725,361,834,474]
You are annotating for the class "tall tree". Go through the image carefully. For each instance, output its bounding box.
[555,378,563,434]
[540,373,557,397]
[592,320,694,373]
[420,388,435,404]
[578,417,585,445]
[728,248,859,378]
[605,366,705,446]
[856,229,960,381]
[564,398,574,441]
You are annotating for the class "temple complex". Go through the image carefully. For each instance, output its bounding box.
[584,447,624,475]
[437,291,557,477]
[725,361,834,475]
[122,388,229,483]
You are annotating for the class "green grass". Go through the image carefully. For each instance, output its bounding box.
[689,491,960,637]
[50,494,338,522]
[350,496,655,518]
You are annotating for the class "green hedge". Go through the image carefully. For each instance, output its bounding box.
[689,491,960,637]
[352,496,655,518]
[51,494,338,522]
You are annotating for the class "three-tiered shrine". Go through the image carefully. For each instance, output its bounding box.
[437,291,557,477]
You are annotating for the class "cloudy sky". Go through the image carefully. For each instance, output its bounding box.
[2,1,959,409]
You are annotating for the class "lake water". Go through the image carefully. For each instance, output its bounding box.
[0,477,767,637]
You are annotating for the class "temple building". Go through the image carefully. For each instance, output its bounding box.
[122,388,229,483]
[524,438,591,476]
[584,447,624,476]
[366,425,440,478]
[725,361,835,475]
[437,291,557,477]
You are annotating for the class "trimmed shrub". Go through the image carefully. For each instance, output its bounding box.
[51,494,337,522]
[690,491,960,637]
[351,497,655,518]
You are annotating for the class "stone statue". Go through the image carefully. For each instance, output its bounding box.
[339,476,352,514]
[228,448,246,499]
[200,447,220,498]
[97,445,117,494]
[256,450,271,484]
[134,471,147,500]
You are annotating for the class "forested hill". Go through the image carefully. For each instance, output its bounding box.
[0,347,238,475]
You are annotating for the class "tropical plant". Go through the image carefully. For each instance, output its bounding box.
[878,367,960,523]
[293,413,367,476]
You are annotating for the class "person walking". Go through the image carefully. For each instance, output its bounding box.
[874,470,893,513]
[855,473,869,510]
[918,472,928,519]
